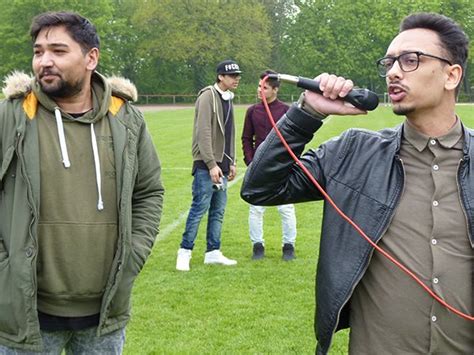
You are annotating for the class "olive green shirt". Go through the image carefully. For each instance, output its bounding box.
[349,118,473,354]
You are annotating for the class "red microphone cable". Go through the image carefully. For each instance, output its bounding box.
[260,75,473,322]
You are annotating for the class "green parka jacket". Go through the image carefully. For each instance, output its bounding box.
[0,72,164,351]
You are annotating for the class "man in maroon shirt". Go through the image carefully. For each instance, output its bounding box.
[242,70,297,260]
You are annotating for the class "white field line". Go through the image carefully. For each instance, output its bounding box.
[157,173,245,241]
[157,210,189,242]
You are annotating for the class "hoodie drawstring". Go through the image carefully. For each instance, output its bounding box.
[90,124,104,211]
[54,107,71,168]
[54,107,104,211]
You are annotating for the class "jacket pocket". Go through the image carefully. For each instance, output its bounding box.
[1,144,18,194]
[0,261,24,341]
[0,145,16,191]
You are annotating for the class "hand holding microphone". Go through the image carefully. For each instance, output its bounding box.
[267,73,379,116]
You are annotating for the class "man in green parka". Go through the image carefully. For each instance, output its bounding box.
[0,11,164,353]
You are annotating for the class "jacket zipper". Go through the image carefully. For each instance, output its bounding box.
[98,126,129,333]
[15,130,38,294]
[327,156,406,352]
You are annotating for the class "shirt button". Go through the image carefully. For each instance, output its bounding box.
[431,239,437,245]
[430,139,436,145]
[433,278,439,284]
[431,315,437,322]
[432,200,439,207]
[433,165,439,171]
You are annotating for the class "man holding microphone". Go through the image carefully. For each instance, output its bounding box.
[242,12,473,354]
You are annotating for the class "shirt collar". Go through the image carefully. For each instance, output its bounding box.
[403,117,463,152]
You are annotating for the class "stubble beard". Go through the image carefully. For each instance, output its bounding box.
[38,75,84,99]
[392,103,415,116]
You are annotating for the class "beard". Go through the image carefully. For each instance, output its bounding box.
[392,103,415,116]
[38,73,84,99]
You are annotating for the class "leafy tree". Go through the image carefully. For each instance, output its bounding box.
[98,1,144,82]
[132,0,272,93]
[261,0,298,70]
[0,0,127,80]
[280,0,473,96]
[0,0,472,99]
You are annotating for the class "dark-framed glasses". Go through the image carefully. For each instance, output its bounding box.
[376,51,452,77]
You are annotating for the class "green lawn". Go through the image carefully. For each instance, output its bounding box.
[124,104,473,354]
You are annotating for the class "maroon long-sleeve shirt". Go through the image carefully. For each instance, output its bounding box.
[241,99,289,166]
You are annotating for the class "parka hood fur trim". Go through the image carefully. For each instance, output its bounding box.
[2,71,32,99]
[2,71,138,102]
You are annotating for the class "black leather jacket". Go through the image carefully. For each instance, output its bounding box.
[240,105,474,354]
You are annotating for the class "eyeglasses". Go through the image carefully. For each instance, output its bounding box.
[376,51,452,77]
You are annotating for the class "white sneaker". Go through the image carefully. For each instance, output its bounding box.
[176,248,192,271]
[204,250,237,266]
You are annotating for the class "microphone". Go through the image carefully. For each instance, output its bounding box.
[267,73,379,111]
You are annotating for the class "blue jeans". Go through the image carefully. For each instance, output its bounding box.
[0,327,125,354]
[180,168,227,252]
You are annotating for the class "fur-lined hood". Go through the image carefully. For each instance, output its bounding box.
[2,71,138,102]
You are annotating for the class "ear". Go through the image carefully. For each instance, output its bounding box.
[217,74,224,82]
[86,47,99,71]
[445,64,462,92]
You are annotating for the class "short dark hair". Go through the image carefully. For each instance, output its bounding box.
[400,12,469,93]
[260,69,280,88]
[30,11,100,53]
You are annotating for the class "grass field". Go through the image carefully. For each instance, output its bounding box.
[123,104,473,354]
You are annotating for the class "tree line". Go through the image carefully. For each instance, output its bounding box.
[1,0,472,101]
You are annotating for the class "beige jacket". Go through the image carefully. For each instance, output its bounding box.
[191,85,235,170]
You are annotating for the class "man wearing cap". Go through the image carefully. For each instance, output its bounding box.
[176,60,241,271]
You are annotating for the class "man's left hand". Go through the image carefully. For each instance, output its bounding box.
[228,165,237,181]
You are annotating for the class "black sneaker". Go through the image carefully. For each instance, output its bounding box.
[252,242,265,260]
[282,243,295,261]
